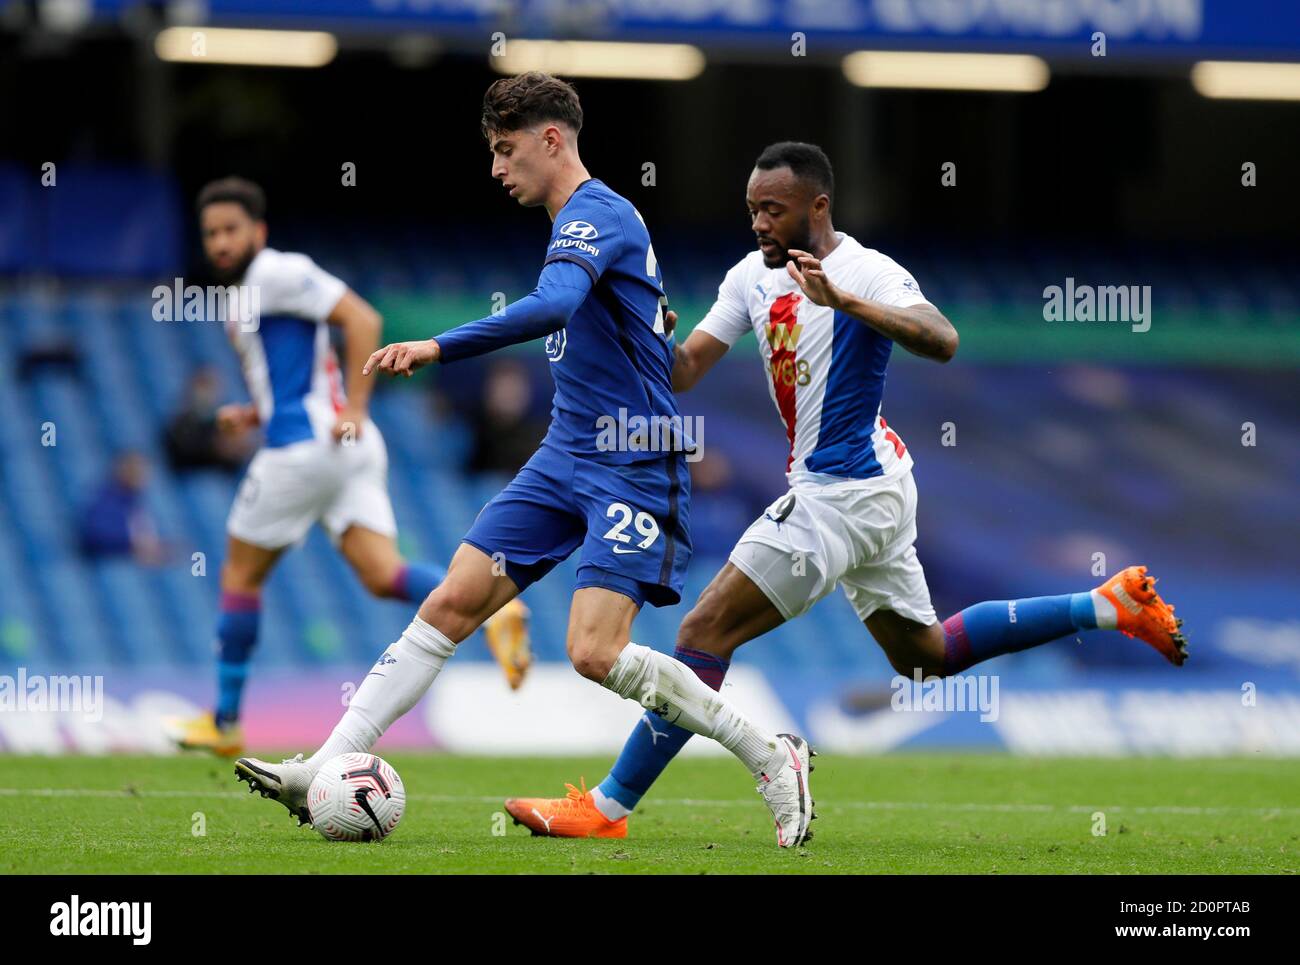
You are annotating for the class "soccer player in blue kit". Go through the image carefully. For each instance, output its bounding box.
[235,72,816,847]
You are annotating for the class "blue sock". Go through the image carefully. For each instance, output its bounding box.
[942,592,1097,674]
[215,591,260,726]
[596,646,729,815]
[390,562,446,603]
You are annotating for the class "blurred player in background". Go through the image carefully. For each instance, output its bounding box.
[171,177,531,757]
[505,141,1187,839]
[234,73,817,848]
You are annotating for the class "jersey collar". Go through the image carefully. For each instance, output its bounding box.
[559,177,601,214]
[819,231,854,267]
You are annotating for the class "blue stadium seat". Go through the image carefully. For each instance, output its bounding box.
[1,240,1296,689]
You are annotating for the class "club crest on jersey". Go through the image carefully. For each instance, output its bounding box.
[545,328,567,362]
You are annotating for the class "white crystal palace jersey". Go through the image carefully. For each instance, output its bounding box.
[696,232,928,481]
[223,247,349,448]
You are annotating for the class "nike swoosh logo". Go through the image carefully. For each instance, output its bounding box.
[612,546,640,555]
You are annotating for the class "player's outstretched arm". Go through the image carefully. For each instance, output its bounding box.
[843,298,958,364]
[363,338,440,378]
[787,249,959,363]
[670,318,730,392]
[365,259,594,378]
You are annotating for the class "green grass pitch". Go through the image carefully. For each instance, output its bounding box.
[2,753,1297,874]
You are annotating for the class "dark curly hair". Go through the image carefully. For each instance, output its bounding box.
[755,142,834,204]
[481,71,583,139]
[195,176,266,221]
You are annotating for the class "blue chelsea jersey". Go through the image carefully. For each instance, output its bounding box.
[538,179,681,464]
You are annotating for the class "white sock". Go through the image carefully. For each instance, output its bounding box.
[590,787,632,821]
[305,617,457,772]
[601,642,782,777]
[1090,589,1119,630]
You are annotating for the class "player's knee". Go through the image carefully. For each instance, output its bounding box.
[566,632,618,682]
[568,649,611,683]
[418,581,487,640]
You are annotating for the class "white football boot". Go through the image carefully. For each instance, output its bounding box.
[756,733,817,848]
[235,753,315,827]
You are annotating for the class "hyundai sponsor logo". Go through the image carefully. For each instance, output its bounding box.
[559,220,599,240]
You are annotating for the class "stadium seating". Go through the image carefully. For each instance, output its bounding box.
[1,168,1296,695]
[3,278,1296,695]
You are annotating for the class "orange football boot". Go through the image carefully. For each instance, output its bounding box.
[1096,565,1188,666]
[505,778,628,839]
[484,598,532,690]
[169,711,244,757]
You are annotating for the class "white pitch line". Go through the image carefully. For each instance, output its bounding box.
[0,787,1297,817]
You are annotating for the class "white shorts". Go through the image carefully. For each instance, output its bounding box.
[728,469,936,626]
[226,421,398,550]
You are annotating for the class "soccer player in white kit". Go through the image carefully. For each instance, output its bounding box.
[172,177,531,757]
[505,142,1186,841]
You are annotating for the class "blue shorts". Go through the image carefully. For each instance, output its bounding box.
[463,444,692,608]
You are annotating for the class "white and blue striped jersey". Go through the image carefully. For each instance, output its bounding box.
[696,233,929,483]
[223,247,349,448]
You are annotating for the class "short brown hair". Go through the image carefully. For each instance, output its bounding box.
[481,71,583,139]
[196,176,266,221]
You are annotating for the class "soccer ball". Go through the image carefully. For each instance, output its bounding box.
[307,753,406,842]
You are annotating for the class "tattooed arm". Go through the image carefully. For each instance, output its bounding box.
[786,248,959,363]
